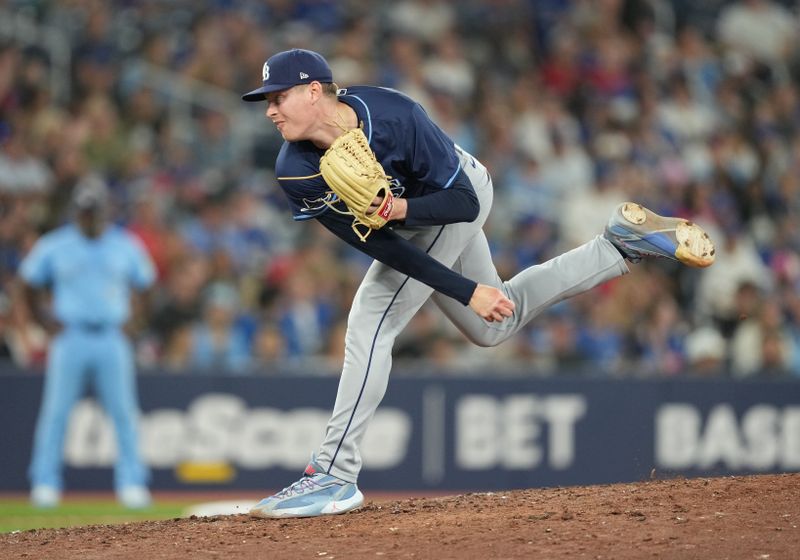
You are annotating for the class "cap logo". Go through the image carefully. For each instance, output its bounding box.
[262,62,270,81]
[299,72,309,79]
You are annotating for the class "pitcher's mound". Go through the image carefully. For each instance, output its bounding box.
[3,473,799,559]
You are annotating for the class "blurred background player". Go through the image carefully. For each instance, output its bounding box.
[14,176,156,509]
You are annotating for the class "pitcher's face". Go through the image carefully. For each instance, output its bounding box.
[265,85,316,142]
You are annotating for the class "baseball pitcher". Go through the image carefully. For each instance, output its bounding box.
[242,49,714,518]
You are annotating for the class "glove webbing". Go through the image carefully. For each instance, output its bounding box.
[321,126,393,242]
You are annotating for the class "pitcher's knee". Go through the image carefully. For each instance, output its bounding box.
[464,329,508,348]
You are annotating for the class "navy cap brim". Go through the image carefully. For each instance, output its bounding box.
[242,83,295,102]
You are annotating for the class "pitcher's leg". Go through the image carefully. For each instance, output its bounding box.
[432,235,628,347]
[276,148,496,488]
[316,258,436,482]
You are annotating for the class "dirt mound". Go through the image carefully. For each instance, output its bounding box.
[3,474,798,559]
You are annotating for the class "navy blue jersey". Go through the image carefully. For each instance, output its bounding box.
[273,86,480,305]
[276,86,463,221]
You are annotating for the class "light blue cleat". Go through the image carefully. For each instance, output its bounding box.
[604,202,715,268]
[249,459,364,519]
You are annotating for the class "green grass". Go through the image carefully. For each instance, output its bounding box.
[0,499,191,533]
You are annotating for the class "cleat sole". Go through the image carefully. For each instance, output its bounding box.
[620,202,647,225]
[675,221,715,267]
[617,202,715,268]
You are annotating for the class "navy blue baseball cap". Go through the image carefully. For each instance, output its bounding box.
[242,49,333,102]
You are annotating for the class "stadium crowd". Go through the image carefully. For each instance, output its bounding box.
[1,0,799,378]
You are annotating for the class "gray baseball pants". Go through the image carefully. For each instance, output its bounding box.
[317,149,629,483]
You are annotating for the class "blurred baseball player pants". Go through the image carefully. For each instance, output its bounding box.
[29,327,148,491]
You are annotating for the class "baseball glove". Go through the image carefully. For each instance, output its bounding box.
[319,127,394,242]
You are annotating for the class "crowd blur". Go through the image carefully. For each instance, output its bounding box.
[1,0,799,379]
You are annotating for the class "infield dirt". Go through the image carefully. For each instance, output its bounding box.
[2,473,798,559]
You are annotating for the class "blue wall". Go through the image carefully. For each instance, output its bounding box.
[2,372,799,492]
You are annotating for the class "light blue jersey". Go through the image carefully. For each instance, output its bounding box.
[20,224,155,326]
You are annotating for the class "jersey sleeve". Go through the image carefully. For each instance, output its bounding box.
[316,210,477,305]
[275,142,338,220]
[407,104,462,189]
[18,235,55,287]
[126,232,156,290]
[403,168,480,226]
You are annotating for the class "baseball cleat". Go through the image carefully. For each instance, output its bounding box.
[249,459,364,519]
[117,485,152,509]
[30,485,61,508]
[604,202,715,267]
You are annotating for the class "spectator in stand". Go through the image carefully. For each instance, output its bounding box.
[0,127,52,198]
[251,323,287,368]
[277,268,335,360]
[147,254,206,363]
[696,223,772,336]
[716,0,797,74]
[386,0,455,44]
[635,295,689,377]
[731,298,796,378]
[684,325,728,376]
[187,281,252,373]
[422,32,476,101]
[160,323,193,373]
